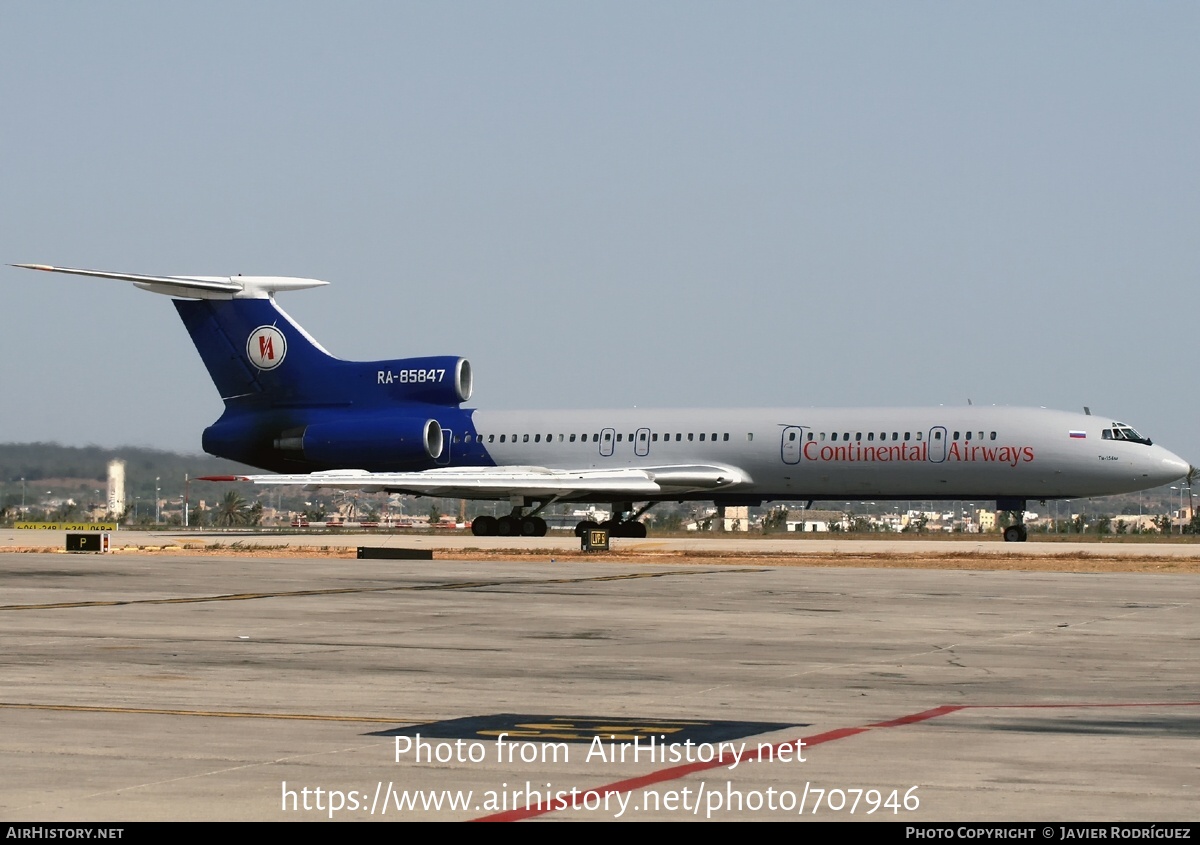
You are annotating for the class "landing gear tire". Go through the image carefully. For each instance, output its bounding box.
[520,516,547,537]
[604,520,647,538]
[1003,525,1028,543]
[575,520,600,538]
[471,515,498,537]
[497,515,519,536]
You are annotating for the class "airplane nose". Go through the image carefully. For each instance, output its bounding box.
[1150,447,1190,487]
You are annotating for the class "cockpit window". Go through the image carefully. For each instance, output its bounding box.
[1105,423,1152,445]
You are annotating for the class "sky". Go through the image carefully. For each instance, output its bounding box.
[2,2,1199,465]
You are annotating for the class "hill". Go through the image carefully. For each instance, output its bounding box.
[0,442,256,503]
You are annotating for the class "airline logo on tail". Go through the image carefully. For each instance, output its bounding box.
[247,326,287,370]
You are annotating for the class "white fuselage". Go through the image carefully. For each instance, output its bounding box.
[464,406,1187,502]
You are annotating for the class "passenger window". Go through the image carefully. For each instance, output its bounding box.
[616,433,622,442]
[990,432,996,440]
[523,434,529,442]
[723,433,730,441]
[806,432,813,441]
[700,433,706,441]
[652,433,658,442]
[965,431,971,441]
[868,433,875,442]
[904,432,910,441]
[855,432,862,442]
[747,433,753,441]
[569,434,576,442]
[499,435,505,443]
[789,432,796,441]
[688,433,694,441]
[831,433,838,441]
[535,434,541,443]
[676,433,682,441]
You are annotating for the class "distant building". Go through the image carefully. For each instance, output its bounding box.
[722,505,749,532]
[784,509,845,532]
[684,505,750,532]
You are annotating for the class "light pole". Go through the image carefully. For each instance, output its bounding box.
[20,477,25,513]
[155,477,161,524]
[1170,486,1185,535]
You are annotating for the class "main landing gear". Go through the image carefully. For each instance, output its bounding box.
[998,497,1028,543]
[573,502,654,539]
[471,506,549,537]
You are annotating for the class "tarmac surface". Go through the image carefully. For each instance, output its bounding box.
[2,532,1198,821]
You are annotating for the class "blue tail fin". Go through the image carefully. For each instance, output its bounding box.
[12,265,481,472]
[173,297,472,410]
[176,295,478,471]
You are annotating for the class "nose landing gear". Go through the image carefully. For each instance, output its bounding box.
[1002,524,1028,543]
[998,498,1028,542]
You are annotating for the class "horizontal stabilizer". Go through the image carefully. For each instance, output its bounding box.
[12,264,329,300]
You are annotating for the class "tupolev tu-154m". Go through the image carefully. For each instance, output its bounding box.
[15,264,1190,541]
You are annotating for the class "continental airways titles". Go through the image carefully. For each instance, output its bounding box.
[802,442,1036,467]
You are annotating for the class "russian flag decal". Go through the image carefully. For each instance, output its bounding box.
[1069,430,1087,439]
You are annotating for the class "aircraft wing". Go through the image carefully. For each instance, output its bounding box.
[201,464,751,499]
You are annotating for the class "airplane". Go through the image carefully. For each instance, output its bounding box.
[14,263,1191,542]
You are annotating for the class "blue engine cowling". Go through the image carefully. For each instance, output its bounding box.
[203,411,448,471]
[370,356,472,406]
[284,414,444,467]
